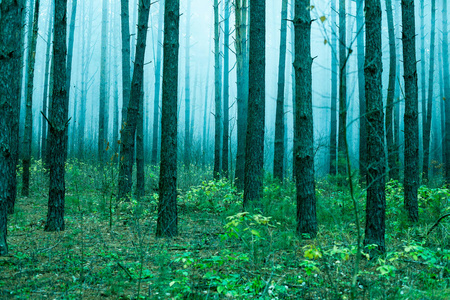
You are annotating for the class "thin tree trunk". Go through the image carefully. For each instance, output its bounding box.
[244,0,265,208]
[443,0,450,183]
[98,0,109,164]
[273,0,288,182]
[45,0,69,232]
[356,0,366,183]
[329,0,338,175]
[184,0,191,168]
[136,85,145,199]
[420,0,426,172]
[65,0,76,160]
[213,0,222,179]
[22,0,40,197]
[121,0,131,123]
[338,0,347,177]
[222,0,230,178]
[156,0,180,238]
[402,0,419,222]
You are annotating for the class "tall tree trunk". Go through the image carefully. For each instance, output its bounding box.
[402,0,419,222]
[385,0,397,180]
[156,0,180,238]
[136,85,145,199]
[151,0,164,166]
[98,0,109,164]
[419,0,426,172]
[112,1,120,161]
[184,0,191,168]
[45,0,69,232]
[22,0,40,197]
[273,0,288,182]
[213,0,222,179]
[295,0,317,237]
[423,0,436,182]
[329,0,338,175]
[65,0,76,160]
[443,0,450,184]
[222,0,230,178]
[244,0,265,208]
[364,0,386,253]
[0,0,25,255]
[121,0,131,124]
[356,0,366,183]
[118,0,151,201]
[234,0,248,189]
[338,0,348,176]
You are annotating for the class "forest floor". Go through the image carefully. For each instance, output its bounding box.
[2,160,450,299]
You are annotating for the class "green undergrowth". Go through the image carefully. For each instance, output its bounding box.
[2,161,450,299]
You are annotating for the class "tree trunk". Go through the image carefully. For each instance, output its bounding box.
[98,0,109,164]
[45,0,69,232]
[402,0,419,222]
[183,0,191,169]
[65,0,76,160]
[338,0,347,177]
[443,0,450,184]
[356,0,366,183]
[156,0,179,238]
[213,0,222,179]
[363,0,386,253]
[22,0,40,197]
[273,0,288,182]
[329,0,338,175]
[244,0,265,208]
[0,0,25,255]
[419,0,426,173]
[234,0,248,190]
[151,0,164,166]
[294,0,317,237]
[423,0,436,182]
[118,0,151,201]
[222,0,230,178]
[121,0,131,124]
[136,85,145,199]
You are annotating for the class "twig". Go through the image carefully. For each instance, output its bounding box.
[427,213,450,236]
[117,262,133,281]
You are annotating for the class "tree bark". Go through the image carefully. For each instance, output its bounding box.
[213,0,222,179]
[402,0,419,222]
[222,0,230,178]
[443,0,450,184]
[184,0,191,169]
[121,0,131,124]
[244,0,265,208]
[156,0,179,238]
[338,0,348,177]
[136,84,145,199]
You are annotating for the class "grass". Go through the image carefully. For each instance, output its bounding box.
[1,159,450,299]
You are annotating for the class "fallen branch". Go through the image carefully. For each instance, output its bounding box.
[427,213,450,236]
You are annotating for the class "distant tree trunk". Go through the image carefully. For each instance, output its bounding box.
[0,0,25,255]
[121,0,131,124]
[402,0,419,222]
[356,0,366,183]
[385,0,396,180]
[136,86,145,199]
[439,41,446,169]
[243,0,265,208]
[364,0,386,253]
[419,0,426,172]
[22,0,39,197]
[234,0,248,189]
[184,0,191,168]
[273,0,288,182]
[423,0,436,182]
[213,0,222,179]
[112,13,120,160]
[156,0,179,238]
[98,0,109,164]
[338,0,347,176]
[222,0,230,178]
[151,0,164,166]
[294,0,317,237]
[443,0,450,184]
[117,0,151,201]
[65,0,76,160]
[329,0,338,175]
[45,0,69,232]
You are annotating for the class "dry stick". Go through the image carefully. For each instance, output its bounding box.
[427,213,450,236]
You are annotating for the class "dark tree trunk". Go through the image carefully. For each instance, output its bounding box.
[423,0,436,182]
[402,0,419,222]
[151,0,164,166]
[45,0,69,232]
[234,0,248,190]
[0,0,25,255]
[121,0,131,124]
[222,0,230,178]
[98,0,109,164]
[136,85,145,199]
[356,0,366,183]
[338,0,348,176]
[118,0,151,201]
[244,0,265,208]
[385,0,397,180]
[184,0,191,168]
[363,0,386,253]
[443,0,450,184]
[294,0,317,238]
[419,0,426,172]
[156,0,179,238]
[213,0,222,179]
[22,0,40,197]
[273,0,288,182]
[329,0,338,175]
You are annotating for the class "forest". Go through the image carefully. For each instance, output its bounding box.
[1,0,450,298]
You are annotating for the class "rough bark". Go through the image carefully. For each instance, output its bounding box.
[402,0,419,222]
[45,0,69,232]
[244,0,265,208]
[22,0,40,197]
[213,0,222,179]
[294,0,317,237]
[156,0,179,238]
[329,0,338,175]
[118,0,151,201]
[222,0,230,178]
[273,0,288,182]
[363,0,386,253]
